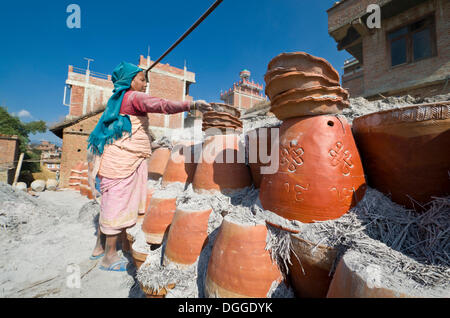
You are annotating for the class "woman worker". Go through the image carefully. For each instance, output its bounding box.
[87,61,212,271]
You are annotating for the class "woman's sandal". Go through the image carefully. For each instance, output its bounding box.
[99,258,128,272]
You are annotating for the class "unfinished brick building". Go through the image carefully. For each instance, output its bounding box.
[0,135,20,184]
[51,55,196,188]
[328,0,449,98]
[220,70,267,111]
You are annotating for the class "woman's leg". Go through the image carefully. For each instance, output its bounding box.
[91,225,105,257]
[121,230,131,254]
[101,233,122,267]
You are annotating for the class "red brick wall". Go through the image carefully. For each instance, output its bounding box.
[59,113,102,188]
[0,135,19,184]
[342,69,365,97]
[362,0,450,97]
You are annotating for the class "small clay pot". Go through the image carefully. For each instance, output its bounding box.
[192,134,252,194]
[162,142,197,187]
[259,115,366,223]
[247,127,275,188]
[131,247,149,270]
[265,71,340,101]
[326,250,424,298]
[267,52,340,83]
[203,114,243,128]
[205,216,283,298]
[203,111,242,124]
[141,196,177,244]
[163,207,212,266]
[270,96,350,120]
[140,283,175,298]
[288,234,338,298]
[210,103,241,118]
[148,147,171,180]
[352,102,450,210]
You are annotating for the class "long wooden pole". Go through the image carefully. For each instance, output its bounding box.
[12,152,24,187]
[145,0,223,81]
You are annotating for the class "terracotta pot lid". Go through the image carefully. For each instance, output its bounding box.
[270,96,350,120]
[267,52,340,83]
[203,117,243,128]
[265,71,340,101]
[203,111,242,123]
[210,103,241,118]
[271,85,349,106]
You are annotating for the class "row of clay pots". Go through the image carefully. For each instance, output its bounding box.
[264,52,350,120]
[352,102,450,211]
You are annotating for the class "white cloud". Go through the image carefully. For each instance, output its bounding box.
[17,110,32,118]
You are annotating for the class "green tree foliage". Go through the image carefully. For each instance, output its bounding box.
[0,106,46,153]
[0,106,47,182]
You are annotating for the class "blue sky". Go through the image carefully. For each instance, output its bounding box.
[0,0,351,144]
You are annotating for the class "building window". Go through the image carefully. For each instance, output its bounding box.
[388,15,436,67]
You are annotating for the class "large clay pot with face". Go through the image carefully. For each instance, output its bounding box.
[141,192,177,244]
[267,52,340,83]
[204,216,283,298]
[148,147,171,180]
[259,115,367,223]
[352,103,450,210]
[163,207,212,267]
[288,234,338,298]
[265,71,340,101]
[162,142,197,187]
[192,134,252,194]
[247,127,276,188]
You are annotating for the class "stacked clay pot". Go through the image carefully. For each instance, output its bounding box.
[265,52,350,120]
[205,216,283,298]
[352,102,450,210]
[161,142,197,187]
[259,52,366,223]
[148,147,171,180]
[141,190,178,244]
[163,207,212,267]
[192,134,252,194]
[138,187,155,222]
[69,161,84,191]
[202,103,243,134]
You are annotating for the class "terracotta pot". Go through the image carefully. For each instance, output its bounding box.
[259,115,366,223]
[326,250,417,298]
[270,96,350,120]
[265,71,340,101]
[205,217,283,298]
[352,102,450,210]
[202,123,242,131]
[140,283,175,298]
[148,147,171,180]
[210,102,241,118]
[131,247,149,270]
[141,187,155,216]
[203,111,242,124]
[247,127,275,188]
[141,196,177,244]
[267,52,340,83]
[162,142,197,187]
[192,134,252,194]
[288,235,338,298]
[163,207,212,267]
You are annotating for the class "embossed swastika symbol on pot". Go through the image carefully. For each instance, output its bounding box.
[329,141,354,176]
[280,140,304,173]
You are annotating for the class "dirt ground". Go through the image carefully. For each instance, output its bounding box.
[0,188,144,298]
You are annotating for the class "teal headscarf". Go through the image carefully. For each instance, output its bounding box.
[87,62,143,155]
